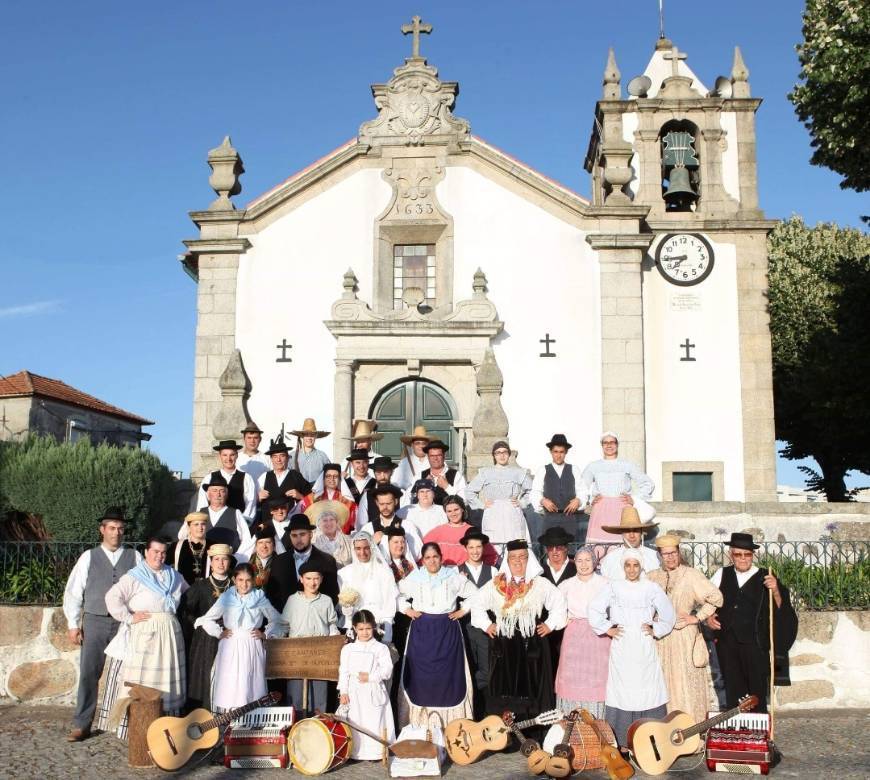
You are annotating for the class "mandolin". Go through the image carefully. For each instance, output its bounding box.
[629,694,758,776]
[444,708,561,765]
[545,710,579,778]
[580,708,634,780]
[147,691,281,771]
[503,711,549,775]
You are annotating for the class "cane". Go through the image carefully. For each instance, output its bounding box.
[768,563,776,742]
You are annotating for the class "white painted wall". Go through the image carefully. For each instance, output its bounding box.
[439,166,603,471]
[643,235,745,500]
[235,168,390,446]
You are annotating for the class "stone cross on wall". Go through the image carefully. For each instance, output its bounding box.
[402,15,432,59]
[663,44,687,78]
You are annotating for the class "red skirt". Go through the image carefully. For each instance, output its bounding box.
[584,496,628,544]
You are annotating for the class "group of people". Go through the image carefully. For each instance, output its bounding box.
[62,420,798,764]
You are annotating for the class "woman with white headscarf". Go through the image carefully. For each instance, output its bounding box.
[588,547,675,749]
[581,432,655,544]
[470,539,567,727]
[308,501,353,568]
[337,531,398,642]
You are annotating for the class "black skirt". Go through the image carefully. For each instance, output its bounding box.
[485,629,556,726]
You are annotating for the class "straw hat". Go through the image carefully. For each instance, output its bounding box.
[290,418,330,439]
[600,505,659,534]
[304,500,350,529]
[351,419,383,443]
[184,512,208,525]
[400,425,431,445]
[654,533,682,549]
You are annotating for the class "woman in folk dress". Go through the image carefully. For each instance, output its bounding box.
[338,609,396,760]
[194,562,286,711]
[467,440,533,550]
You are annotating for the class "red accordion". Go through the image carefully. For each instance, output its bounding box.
[705,712,772,775]
[223,706,295,769]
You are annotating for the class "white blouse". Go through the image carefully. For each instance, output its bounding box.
[397,567,477,615]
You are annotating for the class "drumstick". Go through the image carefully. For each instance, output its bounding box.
[328,713,437,759]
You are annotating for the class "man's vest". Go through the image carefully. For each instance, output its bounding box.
[83,547,137,616]
[718,566,767,645]
[543,464,576,511]
[422,467,458,505]
[211,506,242,551]
[210,469,246,514]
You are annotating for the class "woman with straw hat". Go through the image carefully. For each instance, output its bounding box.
[290,418,331,484]
[581,432,655,544]
[308,500,354,568]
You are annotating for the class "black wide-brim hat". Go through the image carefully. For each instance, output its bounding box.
[372,456,398,471]
[546,433,572,450]
[727,532,760,551]
[265,441,291,456]
[460,529,490,546]
[288,515,316,532]
[373,484,403,500]
[99,506,126,523]
[346,448,373,462]
[423,439,449,453]
[202,473,230,492]
[538,526,575,547]
[213,440,242,452]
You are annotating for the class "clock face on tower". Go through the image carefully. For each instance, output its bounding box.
[654,233,715,286]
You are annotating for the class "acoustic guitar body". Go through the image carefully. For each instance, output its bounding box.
[628,710,700,776]
[443,715,510,765]
[147,708,221,771]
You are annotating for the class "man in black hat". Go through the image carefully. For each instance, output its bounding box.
[238,422,270,484]
[340,448,375,510]
[420,440,466,505]
[360,483,422,556]
[269,514,339,610]
[531,433,586,538]
[62,508,141,742]
[196,439,258,524]
[256,436,312,521]
[538,526,577,675]
[706,533,798,713]
[185,473,253,553]
[354,455,398,530]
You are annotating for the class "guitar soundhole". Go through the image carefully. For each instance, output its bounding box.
[671,730,684,746]
[187,723,203,740]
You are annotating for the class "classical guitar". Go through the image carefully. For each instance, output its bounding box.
[580,708,634,780]
[628,694,758,776]
[545,710,579,779]
[444,709,561,765]
[147,691,281,771]
[503,711,549,775]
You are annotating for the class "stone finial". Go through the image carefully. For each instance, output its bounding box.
[212,349,252,442]
[207,136,244,211]
[603,47,621,99]
[467,348,511,474]
[731,46,751,97]
[342,268,359,299]
[401,15,432,61]
[472,268,488,297]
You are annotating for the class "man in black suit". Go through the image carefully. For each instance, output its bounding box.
[268,515,339,610]
[538,527,576,675]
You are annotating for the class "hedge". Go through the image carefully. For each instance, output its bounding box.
[0,435,175,540]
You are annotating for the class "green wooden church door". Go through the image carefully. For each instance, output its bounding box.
[372,380,456,466]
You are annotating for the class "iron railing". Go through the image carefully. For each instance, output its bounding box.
[0,539,867,611]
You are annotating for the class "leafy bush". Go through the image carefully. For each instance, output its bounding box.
[1,436,175,541]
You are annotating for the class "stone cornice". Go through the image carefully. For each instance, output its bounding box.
[324,320,503,338]
[653,501,870,516]
[586,233,654,251]
[646,218,779,233]
[182,238,252,254]
[189,209,247,228]
[597,97,763,115]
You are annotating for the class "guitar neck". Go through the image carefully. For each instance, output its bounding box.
[199,698,266,732]
[681,704,747,740]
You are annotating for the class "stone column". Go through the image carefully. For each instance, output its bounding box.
[333,359,355,461]
[587,231,653,469]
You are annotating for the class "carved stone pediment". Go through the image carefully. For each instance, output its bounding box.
[359,58,470,147]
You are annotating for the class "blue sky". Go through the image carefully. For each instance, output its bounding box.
[1,2,866,489]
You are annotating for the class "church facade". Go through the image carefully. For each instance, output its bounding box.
[181,20,777,503]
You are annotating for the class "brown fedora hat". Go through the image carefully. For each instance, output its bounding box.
[601,505,658,534]
[290,418,330,439]
[400,424,431,445]
[351,418,383,442]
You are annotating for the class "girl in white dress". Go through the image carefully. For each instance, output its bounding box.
[195,563,286,711]
[338,610,396,760]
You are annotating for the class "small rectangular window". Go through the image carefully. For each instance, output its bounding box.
[672,472,713,502]
[393,244,436,310]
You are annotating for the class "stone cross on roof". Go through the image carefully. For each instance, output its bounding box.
[663,44,687,78]
[402,15,432,60]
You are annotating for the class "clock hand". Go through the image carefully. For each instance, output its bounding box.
[669,254,688,267]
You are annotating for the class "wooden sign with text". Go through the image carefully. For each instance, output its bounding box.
[265,634,347,681]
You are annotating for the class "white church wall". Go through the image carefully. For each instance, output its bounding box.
[234,167,391,444]
[719,111,741,203]
[438,165,603,471]
[643,236,746,501]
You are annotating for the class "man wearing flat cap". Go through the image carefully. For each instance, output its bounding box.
[62,508,141,742]
[599,506,660,580]
[196,439,258,524]
[706,533,798,713]
[269,514,339,611]
[531,433,588,538]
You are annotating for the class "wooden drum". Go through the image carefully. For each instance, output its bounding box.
[288,715,354,775]
[543,719,617,772]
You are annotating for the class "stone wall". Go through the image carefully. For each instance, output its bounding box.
[0,605,866,710]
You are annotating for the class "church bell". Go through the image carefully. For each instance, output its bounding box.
[664,166,697,210]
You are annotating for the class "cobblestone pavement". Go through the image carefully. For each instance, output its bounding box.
[0,706,867,779]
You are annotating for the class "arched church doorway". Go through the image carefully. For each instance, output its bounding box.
[371,380,457,466]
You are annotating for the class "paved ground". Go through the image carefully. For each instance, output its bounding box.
[0,706,867,779]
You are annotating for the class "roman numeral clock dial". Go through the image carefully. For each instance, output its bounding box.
[655,233,715,286]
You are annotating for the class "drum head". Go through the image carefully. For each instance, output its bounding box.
[288,718,333,775]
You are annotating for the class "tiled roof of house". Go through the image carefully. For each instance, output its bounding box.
[0,370,154,426]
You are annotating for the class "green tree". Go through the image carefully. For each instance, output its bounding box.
[1,436,176,540]
[768,216,870,500]
[789,0,870,192]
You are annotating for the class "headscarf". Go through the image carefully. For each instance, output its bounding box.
[574,544,600,567]
[497,545,544,581]
[622,547,646,572]
[128,560,182,613]
[312,510,353,567]
[348,531,389,584]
